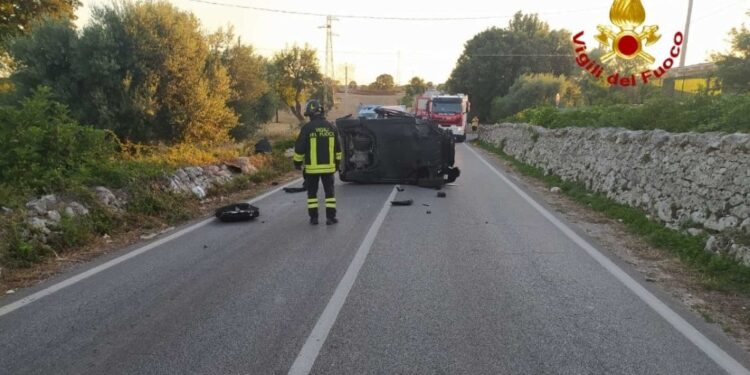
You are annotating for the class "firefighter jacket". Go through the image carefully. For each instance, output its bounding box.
[293,118,342,174]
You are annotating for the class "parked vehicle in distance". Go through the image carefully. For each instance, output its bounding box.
[429,94,470,142]
[357,105,407,119]
[412,91,471,142]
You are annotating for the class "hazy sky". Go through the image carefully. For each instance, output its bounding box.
[76,0,750,85]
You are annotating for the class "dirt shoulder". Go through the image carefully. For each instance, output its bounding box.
[474,145,750,353]
[0,172,301,296]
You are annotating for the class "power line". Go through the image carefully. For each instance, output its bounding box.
[185,0,606,22]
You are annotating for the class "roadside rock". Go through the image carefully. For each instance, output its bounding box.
[94,186,122,209]
[284,148,295,158]
[550,187,562,194]
[67,202,90,217]
[225,157,258,175]
[47,210,62,223]
[687,228,704,237]
[26,195,57,215]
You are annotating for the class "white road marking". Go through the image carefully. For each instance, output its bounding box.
[465,144,750,375]
[0,178,304,318]
[288,186,398,375]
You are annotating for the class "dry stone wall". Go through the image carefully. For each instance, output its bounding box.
[479,123,750,265]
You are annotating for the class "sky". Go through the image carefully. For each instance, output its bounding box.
[76,0,750,85]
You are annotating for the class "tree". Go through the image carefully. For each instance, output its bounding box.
[446,12,575,120]
[348,80,357,89]
[371,74,395,90]
[714,18,750,93]
[9,1,238,144]
[400,76,427,107]
[310,77,335,112]
[0,0,81,73]
[490,73,582,120]
[209,29,277,139]
[272,45,323,123]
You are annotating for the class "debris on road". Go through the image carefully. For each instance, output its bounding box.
[215,203,260,222]
[422,203,430,207]
[283,187,307,193]
[397,186,405,192]
[426,210,432,214]
[6,289,15,295]
[391,199,414,206]
[437,192,447,198]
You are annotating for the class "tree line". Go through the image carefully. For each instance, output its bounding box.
[445,11,750,124]
[1,1,339,145]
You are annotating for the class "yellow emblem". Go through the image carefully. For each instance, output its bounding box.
[595,0,661,63]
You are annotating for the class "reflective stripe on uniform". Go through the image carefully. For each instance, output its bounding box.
[307,198,318,209]
[328,137,335,164]
[293,153,305,162]
[305,165,336,174]
[325,197,336,208]
[335,152,342,161]
[310,137,318,167]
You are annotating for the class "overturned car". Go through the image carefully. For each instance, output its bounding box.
[336,108,460,188]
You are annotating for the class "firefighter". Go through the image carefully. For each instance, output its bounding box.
[293,99,342,225]
[471,116,480,133]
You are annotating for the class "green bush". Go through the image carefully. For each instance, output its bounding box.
[0,87,117,194]
[491,73,581,121]
[0,216,49,268]
[516,94,750,133]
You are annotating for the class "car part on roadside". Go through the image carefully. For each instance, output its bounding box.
[437,192,447,198]
[255,138,272,154]
[396,186,405,192]
[284,187,307,194]
[337,108,461,188]
[215,203,260,222]
[391,199,414,206]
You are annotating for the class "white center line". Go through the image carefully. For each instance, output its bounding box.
[288,186,398,375]
[465,144,750,375]
[0,178,303,318]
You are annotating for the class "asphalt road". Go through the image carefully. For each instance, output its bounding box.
[2,144,750,375]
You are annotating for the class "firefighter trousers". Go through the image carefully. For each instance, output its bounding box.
[305,173,336,219]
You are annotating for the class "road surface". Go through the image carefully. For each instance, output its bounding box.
[1,144,749,375]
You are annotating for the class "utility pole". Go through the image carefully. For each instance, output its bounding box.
[319,16,338,108]
[680,0,694,67]
[397,50,402,85]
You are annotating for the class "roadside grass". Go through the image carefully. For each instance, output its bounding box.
[0,138,296,271]
[475,140,750,296]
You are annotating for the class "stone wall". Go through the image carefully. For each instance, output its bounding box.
[479,123,750,265]
[13,158,258,247]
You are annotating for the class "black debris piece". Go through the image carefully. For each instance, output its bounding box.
[426,210,432,214]
[254,138,272,154]
[284,187,307,193]
[215,203,260,222]
[396,186,405,192]
[391,199,414,206]
[437,192,447,198]
[271,182,279,186]
[422,203,430,207]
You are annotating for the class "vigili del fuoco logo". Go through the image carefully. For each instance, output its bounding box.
[573,0,684,87]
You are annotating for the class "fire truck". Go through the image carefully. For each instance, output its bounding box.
[415,93,470,142]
